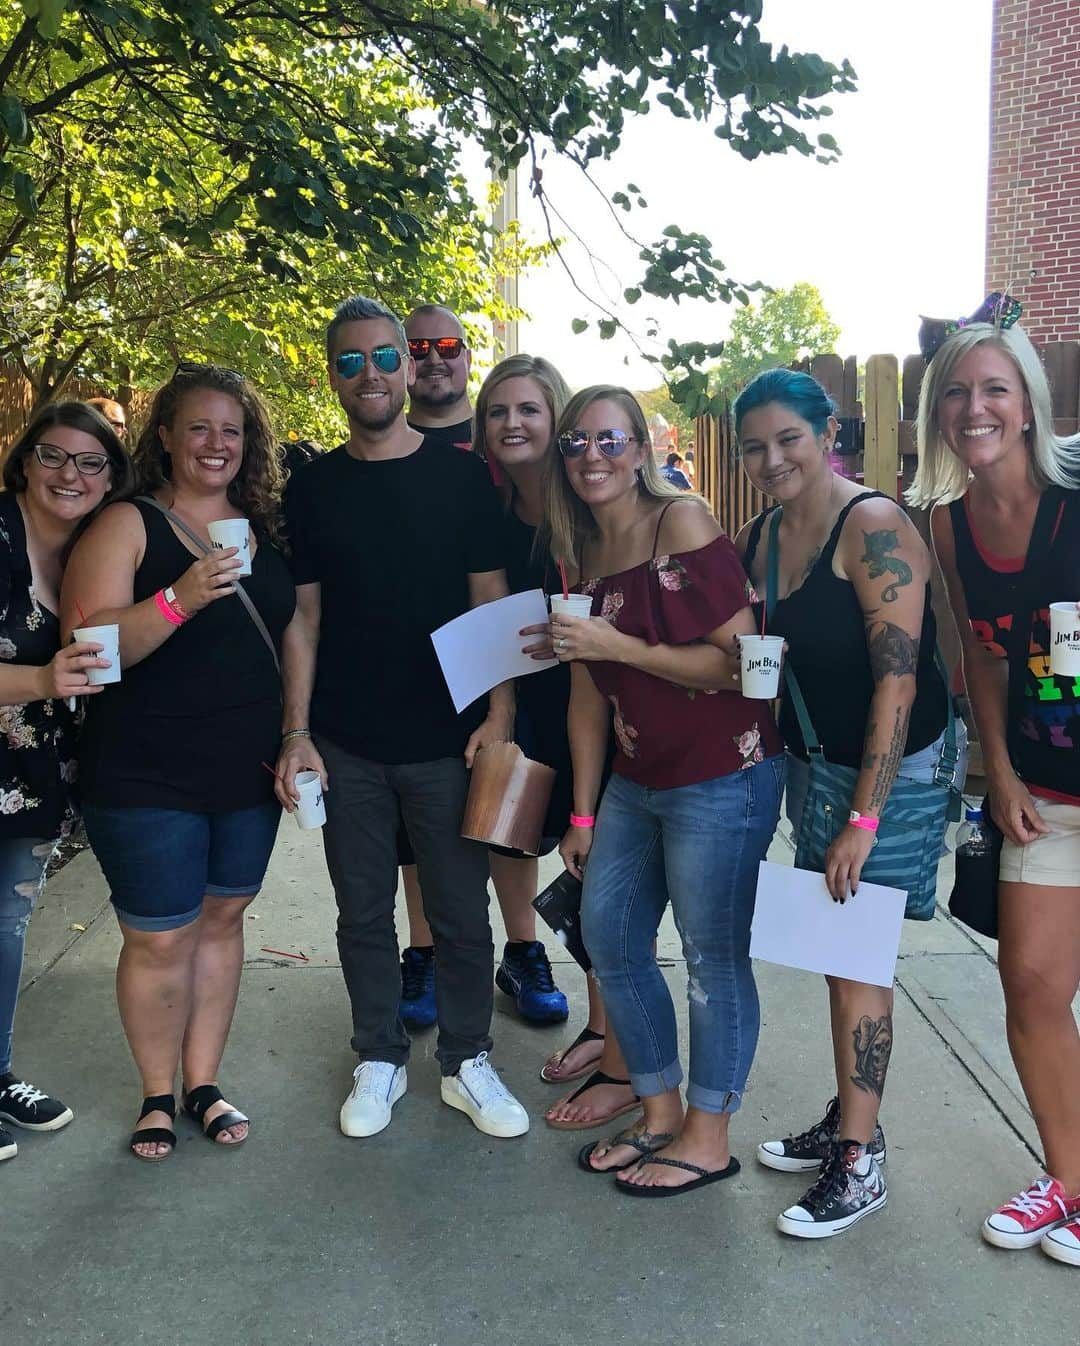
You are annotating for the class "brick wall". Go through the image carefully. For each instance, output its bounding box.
[986,0,1080,341]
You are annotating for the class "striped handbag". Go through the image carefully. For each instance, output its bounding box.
[766,510,962,920]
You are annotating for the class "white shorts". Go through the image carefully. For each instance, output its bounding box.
[999,797,1080,888]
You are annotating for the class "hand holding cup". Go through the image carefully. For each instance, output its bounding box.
[172,548,242,615]
[39,641,111,700]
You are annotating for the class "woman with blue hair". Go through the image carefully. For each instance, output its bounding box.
[733,368,959,1239]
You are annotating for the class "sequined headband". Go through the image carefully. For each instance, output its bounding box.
[917,292,1022,363]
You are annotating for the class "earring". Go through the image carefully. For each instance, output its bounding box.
[1022,422,1031,432]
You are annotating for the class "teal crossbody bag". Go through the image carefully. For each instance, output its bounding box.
[766,510,962,920]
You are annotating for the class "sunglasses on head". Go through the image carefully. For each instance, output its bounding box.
[557,429,637,459]
[407,337,464,361]
[334,346,403,379]
[172,360,245,385]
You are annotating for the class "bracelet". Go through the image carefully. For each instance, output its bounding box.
[154,588,186,627]
[570,813,596,828]
[163,585,191,621]
[281,729,312,742]
[848,811,880,833]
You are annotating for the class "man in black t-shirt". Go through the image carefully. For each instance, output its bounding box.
[277,295,528,1143]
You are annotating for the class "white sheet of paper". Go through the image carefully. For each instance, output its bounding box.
[432,589,551,713]
[750,860,907,989]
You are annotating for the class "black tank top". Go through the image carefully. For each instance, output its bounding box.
[744,492,947,767]
[949,488,1079,801]
[78,501,296,812]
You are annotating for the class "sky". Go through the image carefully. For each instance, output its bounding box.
[492,0,994,389]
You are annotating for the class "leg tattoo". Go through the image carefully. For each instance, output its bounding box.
[850,1012,893,1097]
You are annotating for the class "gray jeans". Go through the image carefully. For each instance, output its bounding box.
[316,736,493,1075]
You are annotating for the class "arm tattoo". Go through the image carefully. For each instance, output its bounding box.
[860,529,913,602]
[867,620,920,682]
[868,703,910,815]
[850,1012,893,1098]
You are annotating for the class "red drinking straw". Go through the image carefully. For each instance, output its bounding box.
[261,761,282,781]
[557,557,569,600]
[761,602,767,637]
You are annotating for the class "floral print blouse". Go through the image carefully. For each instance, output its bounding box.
[578,534,783,789]
[0,492,78,840]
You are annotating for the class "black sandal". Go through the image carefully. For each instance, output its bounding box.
[183,1084,249,1146]
[129,1094,176,1163]
[578,1126,675,1174]
[545,1070,641,1132]
[615,1154,741,1197]
[539,1027,605,1083]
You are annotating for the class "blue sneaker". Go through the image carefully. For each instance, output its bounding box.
[398,947,436,1030]
[495,941,569,1023]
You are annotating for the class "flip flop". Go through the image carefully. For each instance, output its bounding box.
[545,1070,641,1131]
[615,1154,741,1198]
[578,1127,675,1175]
[539,1027,605,1083]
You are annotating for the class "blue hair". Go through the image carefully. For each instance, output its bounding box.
[733,368,837,437]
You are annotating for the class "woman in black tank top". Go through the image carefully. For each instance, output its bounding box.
[61,366,295,1163]
[732,368,955,1241]
[910,311,1080,1258]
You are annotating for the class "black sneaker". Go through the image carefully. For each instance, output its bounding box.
[757,1096,886,1172]
[0,1123,16,1161]
[777,1139,888,1239]
[398,947,437,1031]
[495,940,569,1023]
[0,1077,74,1132]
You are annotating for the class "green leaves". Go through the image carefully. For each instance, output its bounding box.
[19,0,68,41]
[0,95,31,146]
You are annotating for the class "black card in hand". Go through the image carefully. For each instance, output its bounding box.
[531,870,591,973]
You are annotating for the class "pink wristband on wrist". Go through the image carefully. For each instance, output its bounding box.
[154,588,186,627]
[570,813,595,828]
[848,811,880,833]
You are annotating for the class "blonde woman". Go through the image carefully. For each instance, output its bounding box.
[910,305,1080,1266]
[548,385,784,1196]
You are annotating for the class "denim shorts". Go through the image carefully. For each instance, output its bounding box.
[82,801,281,932]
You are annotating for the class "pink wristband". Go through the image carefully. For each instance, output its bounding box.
[570,813,595,828]
[848,811,880,833]
[154,588,186,627]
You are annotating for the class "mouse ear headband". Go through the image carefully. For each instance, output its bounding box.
[917,292,1022,363]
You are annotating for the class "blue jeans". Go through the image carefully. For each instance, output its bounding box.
[581,757,785,1114]
[0,835,57,1076]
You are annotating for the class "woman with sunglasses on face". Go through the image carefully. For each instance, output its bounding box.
[61,365,294,1161]
[548,385,785,1197]
[733,368,958,1240]
[909,308,1080,1267]
[0,402,132,1163]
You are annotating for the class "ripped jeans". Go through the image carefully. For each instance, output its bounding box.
[0,836,56,1076]
[581,758,784,1114]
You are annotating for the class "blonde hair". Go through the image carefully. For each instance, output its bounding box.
[473,354,570,481]
[542,384,688,568]
[907,322,1080,507]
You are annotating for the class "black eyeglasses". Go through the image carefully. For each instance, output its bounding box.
[171,361,245,385]
[33,442,110,476]
[407,337,464,361]
[557,429,637,459]
[334,346,403,379]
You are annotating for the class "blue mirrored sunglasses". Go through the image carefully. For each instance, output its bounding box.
[335,346,402,379]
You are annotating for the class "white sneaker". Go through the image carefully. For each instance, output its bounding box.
[339,1061,406,1138]
[440,1053,529,1138]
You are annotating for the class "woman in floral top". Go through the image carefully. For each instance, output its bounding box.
[547,385,784,1197]
[0,402,132,1163]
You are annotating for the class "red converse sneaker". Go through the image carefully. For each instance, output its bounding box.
[1042,1217,1080,1267]
[982,1176,1080,1249]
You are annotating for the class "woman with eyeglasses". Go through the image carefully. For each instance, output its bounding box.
[61,365,294,1161]
[0,402,132,1163]
[547,385,784,1197]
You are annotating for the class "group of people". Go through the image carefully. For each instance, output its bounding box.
[0,293,1076,1266]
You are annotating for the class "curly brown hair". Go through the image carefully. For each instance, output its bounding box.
[134,364,286,545]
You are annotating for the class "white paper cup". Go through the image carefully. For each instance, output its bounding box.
[293,770,326,830]
[550,593,593,620]
[208,518,252,576]
[1049,602,1080,677]
[739,634,784,699]
[73,624,120,686]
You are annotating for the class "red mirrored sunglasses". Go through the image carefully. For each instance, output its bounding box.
[407,337,464,361]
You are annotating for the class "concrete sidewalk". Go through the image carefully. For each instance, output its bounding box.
[4,822,1075,1346]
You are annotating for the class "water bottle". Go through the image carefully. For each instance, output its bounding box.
[955,807,992,858]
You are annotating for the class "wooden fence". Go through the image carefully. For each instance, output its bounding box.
[696,343,1080,539]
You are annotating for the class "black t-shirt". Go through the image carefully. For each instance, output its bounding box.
[406,418,472,454]
[286,438,507,763]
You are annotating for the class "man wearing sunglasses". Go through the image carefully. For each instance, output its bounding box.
[404,304,473,453]
[277,295,528,1144]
